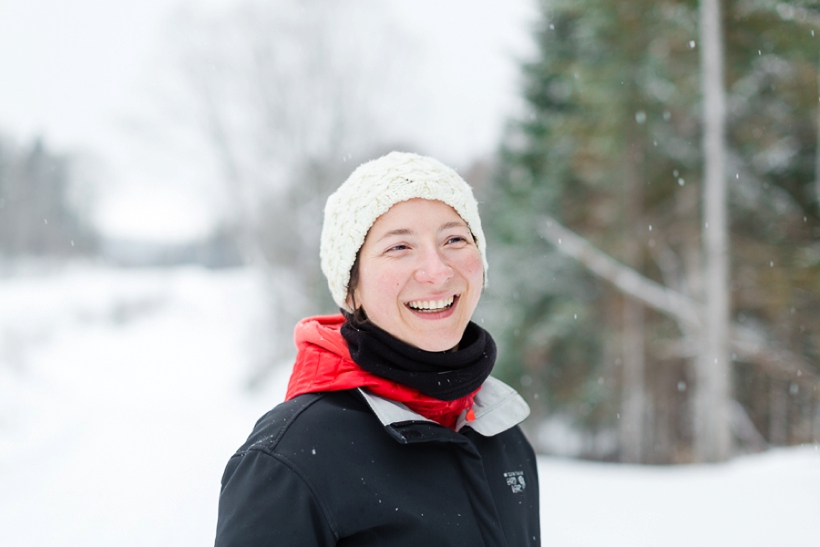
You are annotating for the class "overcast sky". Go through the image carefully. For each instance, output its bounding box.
[0,0,537,241]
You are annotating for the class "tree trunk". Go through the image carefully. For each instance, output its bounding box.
[816,52,820,210]
[620,140,646,463]
[768,379,789,445]
[813,400,820,444]
[695,0,732,462]
[621,297,646,462]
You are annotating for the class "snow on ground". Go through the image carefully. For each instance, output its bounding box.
[0,264,818,546]
[539,447,820,546]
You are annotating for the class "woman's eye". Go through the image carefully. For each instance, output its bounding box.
[446,236,468,245]
[387,244,409,252]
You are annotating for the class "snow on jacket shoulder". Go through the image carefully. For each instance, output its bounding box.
[215,381,540,546]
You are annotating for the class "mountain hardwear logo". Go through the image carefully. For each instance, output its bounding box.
[503,470,526,493]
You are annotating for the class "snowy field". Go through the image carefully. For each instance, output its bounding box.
[1,264,817,546]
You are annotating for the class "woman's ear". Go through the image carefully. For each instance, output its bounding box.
[346,288,359,312]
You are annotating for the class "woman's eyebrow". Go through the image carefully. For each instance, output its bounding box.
[439,221,468,231]
[376,228,413,241]
[375,221,467,242]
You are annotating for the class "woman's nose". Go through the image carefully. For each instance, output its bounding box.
[415,247,454,284]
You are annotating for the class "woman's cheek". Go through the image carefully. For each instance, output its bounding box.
[372,274,401,303]
[464,252,483,277]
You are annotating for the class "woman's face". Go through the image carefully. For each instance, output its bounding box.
[351,198,484,352]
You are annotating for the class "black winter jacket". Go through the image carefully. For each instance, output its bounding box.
[215,377,540,546]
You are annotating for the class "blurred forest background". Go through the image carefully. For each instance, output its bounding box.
[2,0,820,468]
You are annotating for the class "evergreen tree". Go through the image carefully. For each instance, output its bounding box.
[485,0,820,462]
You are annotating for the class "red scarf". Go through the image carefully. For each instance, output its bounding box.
[286,314,477,429]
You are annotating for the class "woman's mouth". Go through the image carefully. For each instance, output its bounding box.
[406,295,457,313]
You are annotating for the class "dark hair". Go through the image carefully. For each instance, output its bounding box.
[346,250,369,323]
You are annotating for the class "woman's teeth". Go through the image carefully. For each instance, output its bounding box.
[407,296,455,312]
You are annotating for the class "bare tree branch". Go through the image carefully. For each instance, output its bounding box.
[537,214,820,392]
[732,325,820,387]
[738,2,820,29]
[537,216,702,329]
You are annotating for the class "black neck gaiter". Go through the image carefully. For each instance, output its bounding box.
[340,312,496,401]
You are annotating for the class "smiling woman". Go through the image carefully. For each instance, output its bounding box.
[215,152,540,546]
[351,198,484,351]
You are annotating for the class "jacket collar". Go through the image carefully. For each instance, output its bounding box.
[359,376,530,437]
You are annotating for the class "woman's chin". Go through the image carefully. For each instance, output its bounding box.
[407,332,462,352]
[367,307,471,352]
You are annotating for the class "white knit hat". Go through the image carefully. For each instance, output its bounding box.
[321,151,488,312]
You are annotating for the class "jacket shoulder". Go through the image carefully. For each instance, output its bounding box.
[235,390,370,456]
[217,394,344,547]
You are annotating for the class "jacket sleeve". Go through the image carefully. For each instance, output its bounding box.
[215,449,337,547]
